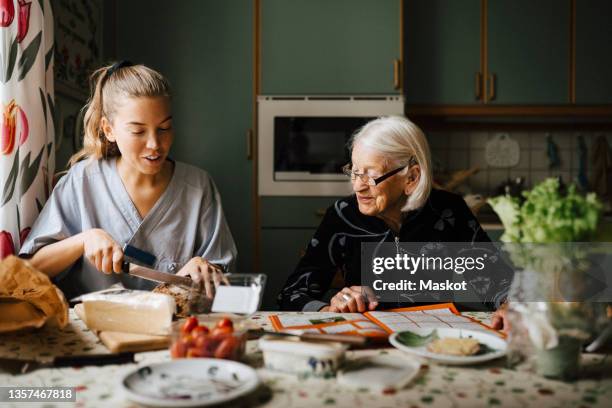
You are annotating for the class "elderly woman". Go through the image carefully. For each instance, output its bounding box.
[278,116,507,321]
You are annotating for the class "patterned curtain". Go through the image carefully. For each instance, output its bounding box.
[0,0,54,259]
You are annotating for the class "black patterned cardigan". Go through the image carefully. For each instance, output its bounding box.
[278,188,510,312]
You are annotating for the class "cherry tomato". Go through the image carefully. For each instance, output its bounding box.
[195,334,218,349]
[180,335,195,348]
[181,316,199,334]
[194,335,209,349]
[211,326,233,337]
[216,318,233,330]
[194,336,217,357]
[214,337,238,359]
[186,347,206,358]
[170,341,187,358]
[192,325,210,336]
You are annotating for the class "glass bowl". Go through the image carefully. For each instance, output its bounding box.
[187,273,267,316]
[170,315,248,361]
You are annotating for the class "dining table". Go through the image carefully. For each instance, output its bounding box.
[1,309,610,408]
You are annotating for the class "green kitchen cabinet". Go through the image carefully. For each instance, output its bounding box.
[260,196,342,228]
[259,196,339,309]
[260,228,317,310]
[261,0,401,94]
[404,0,571,106]
[404,0,481,104]
[487,0,570,105]
[575,0,612,104]
[115,1,254,274]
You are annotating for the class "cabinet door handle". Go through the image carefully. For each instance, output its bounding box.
[393,59,401,90]
[246,129,253,160]
[315,208,326,217]
[475,72,483,100]
[488,73,496,101]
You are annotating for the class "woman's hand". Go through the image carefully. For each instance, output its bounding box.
[82,228,123,274]
[491,302,510,331]
[322,286,379,313]
[177,257,227,298]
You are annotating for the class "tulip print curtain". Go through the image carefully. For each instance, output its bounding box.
[0,0,54,259]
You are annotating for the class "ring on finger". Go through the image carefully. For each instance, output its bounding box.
[341,293,351,302]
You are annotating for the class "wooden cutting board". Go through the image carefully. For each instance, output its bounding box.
[74,304,169,353]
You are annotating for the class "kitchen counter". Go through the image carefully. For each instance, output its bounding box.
[1,310,611,408]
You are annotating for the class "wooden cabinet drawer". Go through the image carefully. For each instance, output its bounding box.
[259,228,317,310]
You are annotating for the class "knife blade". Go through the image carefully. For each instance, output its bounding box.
[249,329,371,346]
[121,244,192,287]
[123,262,193,287]
[0,352,135,375]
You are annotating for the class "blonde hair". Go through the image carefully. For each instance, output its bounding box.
[350,116,432,212]
[69,63,171,166]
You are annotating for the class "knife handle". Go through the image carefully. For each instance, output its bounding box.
[52,352,135,367]
[123,244,156,266]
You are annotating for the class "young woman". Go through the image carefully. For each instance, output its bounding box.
[20,61,237,299]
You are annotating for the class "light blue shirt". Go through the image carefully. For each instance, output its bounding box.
[20,157,237,299]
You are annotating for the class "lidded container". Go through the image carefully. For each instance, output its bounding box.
[258,335,347,378]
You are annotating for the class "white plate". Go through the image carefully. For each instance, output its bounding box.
[120,359,260,407]
[389,328,507,365]
[337,355,421,391]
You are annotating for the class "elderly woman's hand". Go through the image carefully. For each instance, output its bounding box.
[176,257,227,298]
[491,302,510,331]
[321,286,379,313]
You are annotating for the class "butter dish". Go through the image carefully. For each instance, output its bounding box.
[258,335,347,378]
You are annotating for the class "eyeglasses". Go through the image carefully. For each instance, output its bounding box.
[342,162,411,186]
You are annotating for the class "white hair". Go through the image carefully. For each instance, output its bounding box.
[350,116,432,212]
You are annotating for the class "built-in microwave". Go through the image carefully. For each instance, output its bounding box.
[258,95,404,196]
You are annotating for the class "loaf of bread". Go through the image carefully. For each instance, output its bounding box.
[153,283,191,317]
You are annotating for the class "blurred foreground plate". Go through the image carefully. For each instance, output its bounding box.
[120,358,259,407]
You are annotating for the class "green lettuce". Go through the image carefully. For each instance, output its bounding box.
[488,178,602,243]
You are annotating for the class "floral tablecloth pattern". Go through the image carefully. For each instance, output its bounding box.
[1,310,610,408]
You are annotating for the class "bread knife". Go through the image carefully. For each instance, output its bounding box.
[123,262,192,287]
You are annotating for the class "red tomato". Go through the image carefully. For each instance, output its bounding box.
[170,341,187,358]
[180,335,195,348]
[215,318,233,330]
[186,347,206,358]
[211,327,233,337]
[214,337,238,359]
[194,336,216,357]
[192,325,210,336]
[194,335,215,348]
[194,335,208,349]
[181,316,199,334]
